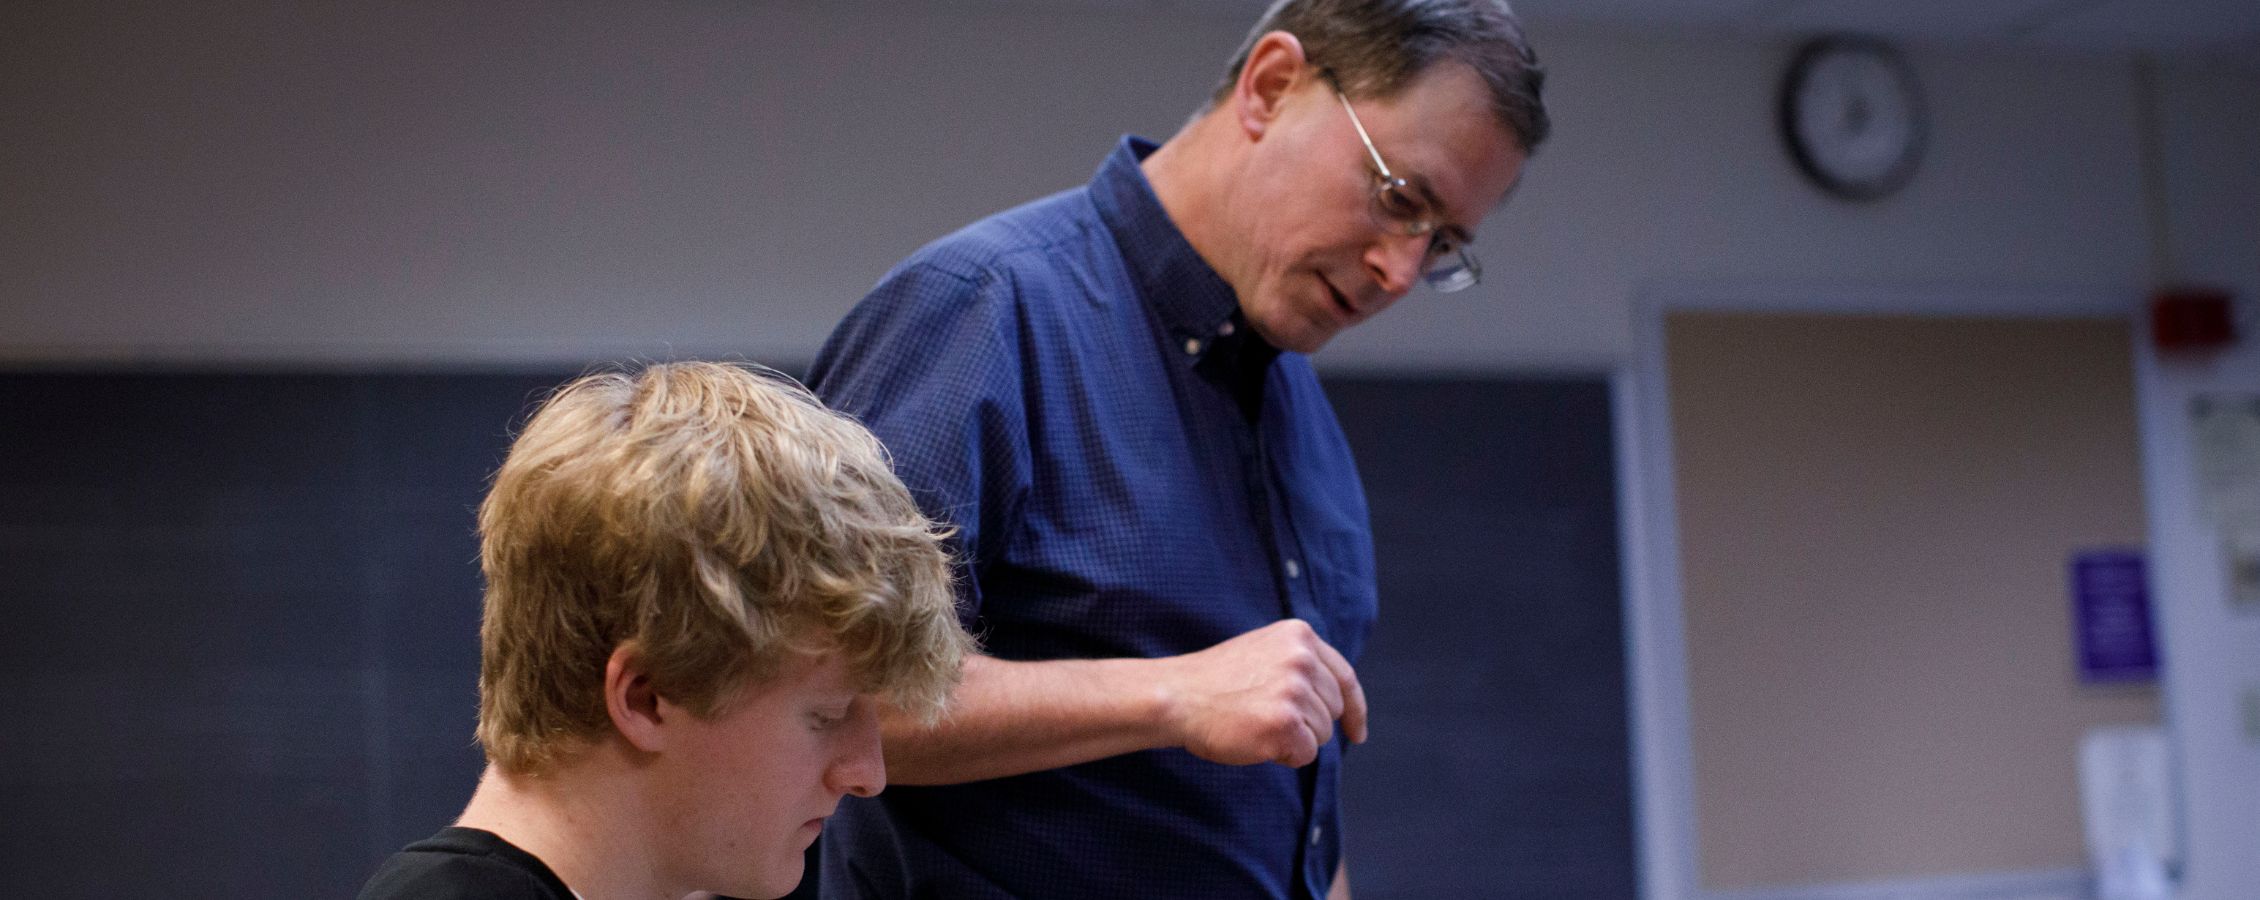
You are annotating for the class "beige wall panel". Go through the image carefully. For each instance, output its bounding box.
[1667,312,2159,889]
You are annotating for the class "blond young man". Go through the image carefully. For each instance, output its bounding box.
[357,362,972,900]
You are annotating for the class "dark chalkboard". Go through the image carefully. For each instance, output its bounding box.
[0,371,1629,898]
[0,371,561,897]
[1327,376,1634,900]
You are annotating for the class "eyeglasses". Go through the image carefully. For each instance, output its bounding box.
[1331,86,1482,293]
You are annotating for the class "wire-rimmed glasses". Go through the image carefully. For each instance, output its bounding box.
[1329,83,1482,293]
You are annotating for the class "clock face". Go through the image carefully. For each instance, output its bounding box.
[1780,38,1925,201]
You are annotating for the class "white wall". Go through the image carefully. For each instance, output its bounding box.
[5,1,2255,894]
[2134,60,2260,900]
[1,3,2178,371]
[0,0,1244,366]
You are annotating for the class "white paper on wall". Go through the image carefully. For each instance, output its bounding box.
[2191,393,2260,525]
[2079,725,2179,900]
[2224,519,2260,612]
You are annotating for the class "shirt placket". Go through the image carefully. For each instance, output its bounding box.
[1249,371,1339,900]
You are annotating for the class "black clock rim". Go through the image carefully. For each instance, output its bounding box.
[1777,35,1928,202]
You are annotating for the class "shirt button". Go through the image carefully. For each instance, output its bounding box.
[1217,320,1236,336]
[1310,825,1323,846]
[1284,559,1302,579]
[1184,338,1203,355]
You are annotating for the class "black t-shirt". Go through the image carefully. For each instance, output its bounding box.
[357,827,575,900]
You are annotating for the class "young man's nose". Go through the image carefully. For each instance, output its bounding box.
[827,705,886,798]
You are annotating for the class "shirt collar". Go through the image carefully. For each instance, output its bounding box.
[1087,136,1248,355]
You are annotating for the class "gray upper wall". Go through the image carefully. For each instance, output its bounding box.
[3,0,2256,371]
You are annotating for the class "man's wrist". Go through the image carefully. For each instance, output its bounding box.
[1126,654,1187,750]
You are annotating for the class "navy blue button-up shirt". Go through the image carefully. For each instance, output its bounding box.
[808,136,1378,900]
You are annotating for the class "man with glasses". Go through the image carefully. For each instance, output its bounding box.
[806,1,1547,897]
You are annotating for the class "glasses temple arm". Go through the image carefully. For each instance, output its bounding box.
[1335,91,1394,180]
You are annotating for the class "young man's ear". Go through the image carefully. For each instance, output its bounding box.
[1232,30,1315,140]
[604,643,669,753]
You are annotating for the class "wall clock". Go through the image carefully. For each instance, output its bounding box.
[1779,37,1925,202]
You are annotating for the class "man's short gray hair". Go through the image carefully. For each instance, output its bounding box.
[1212,0,1550,153]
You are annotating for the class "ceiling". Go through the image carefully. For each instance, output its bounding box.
[1498,0,2260,59]
[1098,0,2260,60]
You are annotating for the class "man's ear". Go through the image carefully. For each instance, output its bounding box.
[604,643,668,753]
[1231,31,1314,140]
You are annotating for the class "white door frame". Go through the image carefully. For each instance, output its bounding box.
[1615,280,2134,900]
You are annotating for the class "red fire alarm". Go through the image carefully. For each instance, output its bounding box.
[2151,287,2238,352]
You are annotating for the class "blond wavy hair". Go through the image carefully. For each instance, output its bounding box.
[473,361,970,774]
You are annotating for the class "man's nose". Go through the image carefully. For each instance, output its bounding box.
[1363,233,1427,298]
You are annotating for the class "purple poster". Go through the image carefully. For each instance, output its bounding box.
[2072,551,2157,683]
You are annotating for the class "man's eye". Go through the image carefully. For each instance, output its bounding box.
[809,710,848,731]
[1375,182,1425,221]
[1427,233,1460,258]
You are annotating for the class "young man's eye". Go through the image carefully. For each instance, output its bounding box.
[808,710,848,731]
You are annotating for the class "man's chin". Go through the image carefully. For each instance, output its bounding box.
[1281,320,1341,354]
[1240,303,1336,354]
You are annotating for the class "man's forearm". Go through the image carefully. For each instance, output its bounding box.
[882,619,1368,784]
[878,654,1178,784]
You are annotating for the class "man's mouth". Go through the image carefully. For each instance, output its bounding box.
[1322,278,1356,319]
